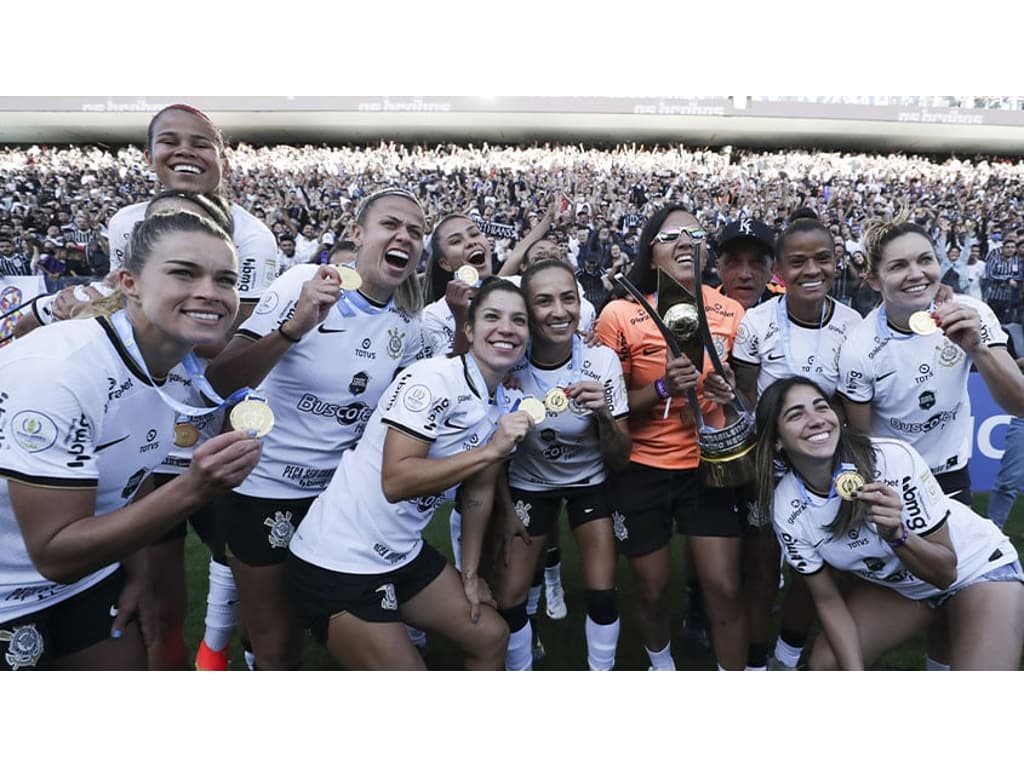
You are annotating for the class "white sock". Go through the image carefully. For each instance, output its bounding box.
[645,642,676,671]
[526,585,541,616]
[506,623,534,671]
[449,509,462,572]
[774,638,803,668]
[202,559,239,652]
[585,616,619,671]
[244,649,256,671]
[406,625,427,649]
[925,656,950,671]
[745,664,768,671]
[544,563,563,591]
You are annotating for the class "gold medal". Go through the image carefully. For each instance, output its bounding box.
[543,387,570,414]
[173,422,199,448]
[517,397,546,425]
[230,398,275,438]
[908,311,938,336]
[330,264,363,291]
[455,265,479,285]
[834,470,866,501]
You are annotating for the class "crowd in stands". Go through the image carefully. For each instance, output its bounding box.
[2,140,1023,322]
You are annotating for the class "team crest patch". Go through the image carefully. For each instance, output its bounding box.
[937,340,964,367]
[387,328,405,360]
[612,511,628,541]
[264,510,295,549]
[255,291,279,315]
[712,335,727,358]
[514,499,532,526]
[11,410,58,453]
[377,583,398,611]
[1,624,44,670]
[349,371,369,395]
[403,384,431,412]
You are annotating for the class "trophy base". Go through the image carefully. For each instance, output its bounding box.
[700,441,757,487]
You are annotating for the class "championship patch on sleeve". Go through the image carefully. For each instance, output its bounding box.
[403,384,431,412]
[10,411,59,454]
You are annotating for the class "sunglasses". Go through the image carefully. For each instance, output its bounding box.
[650,225,707,245]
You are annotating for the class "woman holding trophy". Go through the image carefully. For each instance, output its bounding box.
[594,204,753,671]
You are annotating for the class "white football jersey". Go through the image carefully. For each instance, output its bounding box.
[773,438,1016,601]
[0,317,193,622]
[506,342,628,491]
[290,354,506,574]
[837,295,1007,475]
[232,264,426,499]
[732,296,862,398]
[421,296,456,358]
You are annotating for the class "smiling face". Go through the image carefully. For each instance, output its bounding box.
[525,265,580,348]
[352,195,425,302]
[775,229,836,307]
[146,109,225,195]
[775,383,841,463]
[719,242,771,309]
[121,229,239,351]
[465,286,529,384]
[436,216,493,279]
[868,232,940,315]
[650,209,703,288]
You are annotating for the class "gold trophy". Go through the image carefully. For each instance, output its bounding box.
[616,238,757,488]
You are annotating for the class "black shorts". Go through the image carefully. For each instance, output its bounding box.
[215,491,316,567]
[609,463,741,557]
[150,474,225,559]
[936,465,972,507]
[286,543,448,643]
[735,481,773,532]
[0,568,125,670]
[509,484,613,537]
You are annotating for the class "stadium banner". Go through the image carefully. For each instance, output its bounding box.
[0,275,46,347]
[969,372,1013,492]
[471,218,516,240]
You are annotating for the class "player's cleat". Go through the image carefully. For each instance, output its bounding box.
[195,639,229,671]
[767,655,797,671]
[678,614,711,653]
[544,582,568,620]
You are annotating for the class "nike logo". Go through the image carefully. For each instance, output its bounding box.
[642,348,660,356]
[95,435,130,451]
[317,325,347,334]
[877,370,896,381]
[443,416,470,429]
[767,353,785,361]
[584,508,594,515]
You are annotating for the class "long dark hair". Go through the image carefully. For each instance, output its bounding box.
[424,213,475,304]
[755,376,876,537]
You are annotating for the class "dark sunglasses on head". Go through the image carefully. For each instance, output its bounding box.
[650,225,707,245]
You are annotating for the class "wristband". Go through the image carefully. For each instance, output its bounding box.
[654,377,669,400]
[887,525,909,549]
[277,325,302,344]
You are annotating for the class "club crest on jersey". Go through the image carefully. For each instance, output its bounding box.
[121,468,147,499]
[264,510,295,549]
[540,428,557,443]
[864,557,885,572]
[612,511,628,541]
[349,371,369,395]
[11,410,58,454]
[1,624,44,670]
[712,335,727,358]
[918,391,936,410]
[514,499,532,526]
[387,328,405,360]
[937,340,964,367]
[376,583,398,611]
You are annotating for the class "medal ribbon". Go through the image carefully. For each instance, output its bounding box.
[776,296,827,377]
[877,302,935,341]
[526,334,581,398]
[464,351,513,424]
[333,262,392,318]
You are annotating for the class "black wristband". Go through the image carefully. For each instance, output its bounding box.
[278,325,302,344]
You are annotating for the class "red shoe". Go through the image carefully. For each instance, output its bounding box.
[195,640,229,671]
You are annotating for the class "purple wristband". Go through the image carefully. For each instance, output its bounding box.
[887,525,909,549]
[654,377,669,399]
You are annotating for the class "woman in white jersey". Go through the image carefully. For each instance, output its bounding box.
[491,260,631,670]
[287,278,534,670]
[755,376,1023,670]
[731,213,862,671]
[0,211,261,670]
[204,188,427,669]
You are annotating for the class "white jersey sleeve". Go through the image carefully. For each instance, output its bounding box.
[230,204,277,302]
[421,297,456,358]
[106,202,147,272]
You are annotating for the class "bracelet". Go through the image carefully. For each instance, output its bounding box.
[653,377,669,400]
[277,324,302,344]
[887,525,909,549]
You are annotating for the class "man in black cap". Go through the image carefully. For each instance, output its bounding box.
[714,217,780,310]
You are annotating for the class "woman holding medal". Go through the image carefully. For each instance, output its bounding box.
[0,210,261,670]
[755,376,1024,670]
[492,260,631,670]
[204,188,427,670]
[287,278,535,670]
[594,204,749,671]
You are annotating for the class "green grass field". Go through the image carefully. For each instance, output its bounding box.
[183,491,1024,670]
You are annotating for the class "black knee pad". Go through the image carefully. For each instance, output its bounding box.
[585,589,618,625]
[498,602,529,633]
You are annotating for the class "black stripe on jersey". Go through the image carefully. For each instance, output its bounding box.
[529,353,573,372]
[916,511,950,539]
[381,418,435,444]
[0,468,97,490]
[460,355,481,398]
[239,297,260,304]
[96,316,167,386]
[30,295,49,324]
[788,297,836,329]
[235,328,262,342]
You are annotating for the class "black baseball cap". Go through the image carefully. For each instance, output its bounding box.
[716,218,775,259]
